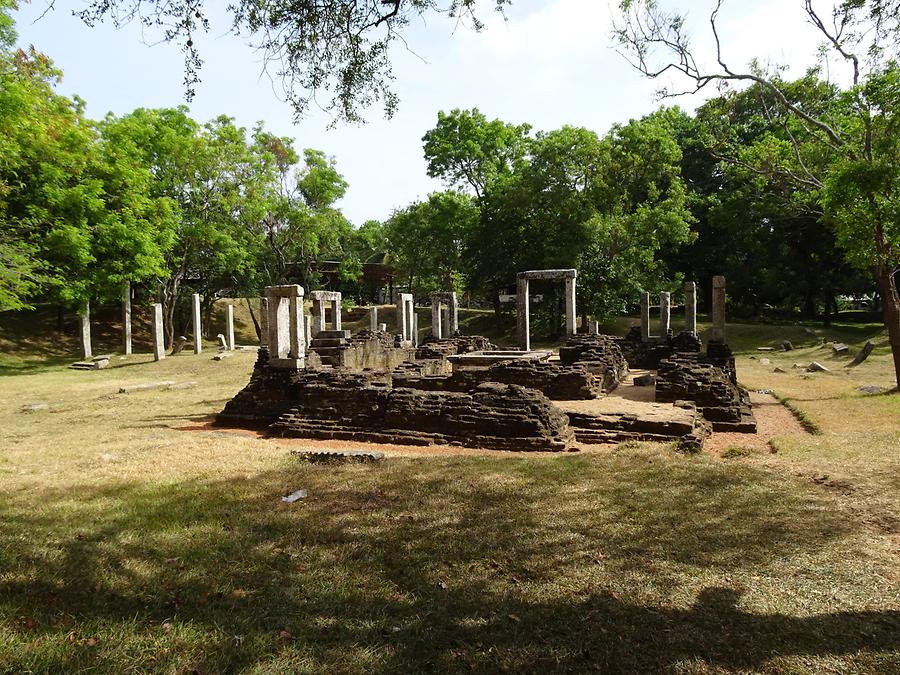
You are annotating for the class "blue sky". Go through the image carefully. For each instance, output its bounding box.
[13,0,832,225]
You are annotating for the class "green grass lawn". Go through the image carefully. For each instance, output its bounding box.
[0,311,898,673]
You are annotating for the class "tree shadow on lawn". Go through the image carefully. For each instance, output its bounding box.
[0,456,897,673]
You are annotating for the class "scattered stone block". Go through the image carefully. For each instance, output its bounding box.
[782,340,793,351]
[846,340,875,368]
[759,358,771,365]
[21,403,49,412]
[858,385,885,395]
[118,381,177,394]
[213,353,231,361]
[217,333,228,350]
[167,381,197,391]
[773,367,787,373]
[832,342,850,355]
[291,449,385,463]
[633,374,656,387]
[171,335,188,355]
[282,489,307,503]
[756,347,775,352]
[807,361,830,372]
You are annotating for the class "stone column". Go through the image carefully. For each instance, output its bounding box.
[684,281,697,335]
[659,292,671,337]
[152,303,165,361]
[406,300,415,343]
[711,275,726,343]
[441,306,450,338]
[431,300,442,339]
[259,298,269,349]
[449,295,459,335]
[79,300,92,359]
[313,300,326,336]
[122,282,132,356]
[225,304,235,351]
[304,313,312,349]
[378,322,387,332]
[192,293,202,354]
[289,296,304,362]
[396,297,408,342]
[413,313,419,347]
[369,306,378,332]
[564,276,577,336]
[589,320,599,335]
[640,291,650,342]
[517,276,530,351]
[331,299,341,330]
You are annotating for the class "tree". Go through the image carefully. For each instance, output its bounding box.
[70,0,511,123]
[614,0,900,388]
[385,190,478,296]
[422,108,532,200]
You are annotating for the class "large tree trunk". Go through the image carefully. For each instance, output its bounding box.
[875,267,900,390]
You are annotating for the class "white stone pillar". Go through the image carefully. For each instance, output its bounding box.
[441,306,450,338]
[564,276,577,336]
[449,293,459,335]
[225,304,235,350]
[684,281,697,335]
[313,300,326,336]
[289,295,304,361]
[304,313,312,348]
[711,276,726,343]
[396,296,409,342]
[413,312,419,347]
[122,283,132,356]
[659,292,671,337]
[431,301,442,339]
[406,300,415,343]
[152,303,165,361]
[369,306,378,332]
[79,300,92,359]
[259,298,269,349]
[331,299,341,330]
[640,291,650,342]
[589,320,599,335]
[517,277,530,351]
[378,323,387,332]
[192,293,202,353]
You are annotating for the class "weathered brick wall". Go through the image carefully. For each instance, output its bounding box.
[557,334,629,392]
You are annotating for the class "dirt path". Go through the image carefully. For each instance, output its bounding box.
[704,391,809,454]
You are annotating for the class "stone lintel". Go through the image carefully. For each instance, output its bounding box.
[518,269,577,281]
[308,290,341,302]
[265,284,304,298]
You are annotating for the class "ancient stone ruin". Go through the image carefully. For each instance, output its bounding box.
[217,273,754,452]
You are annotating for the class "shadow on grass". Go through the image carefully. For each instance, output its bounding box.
[0,456,897,672]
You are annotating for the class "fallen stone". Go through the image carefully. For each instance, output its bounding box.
[217,333,227,350]
[167,381,197,391]
[633,374,656,387]
[773,367,787,373]
[782,340,794,351]
[213,353,231,361]
[756,347,776,352]
[171,336,188,355]
[21,403,49,412]
[832,342,850,355]
[70,359,108,370]
[792,363,805,369]
[282,489,307,503]
[858,385,885,395]
[759,358,771,366]
[291,449,385,463]
[807,361,830,372]
[846,340,876,368]
[118,381,177,394]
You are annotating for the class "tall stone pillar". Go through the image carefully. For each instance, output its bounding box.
[406,301,415,343]
[259,298,269,349]
[264,285,305,368]
[192,293,202,354]
[640,291,650,342]
[441,306,450,338]
[413,312,419,347]
[313,300,326,336]
[122,283,132,356]
[396,298,407,341]
[369,306,378,332]
[331,299,341,330]
[304,313,312,348]
[659,292,671,337]
[431,301,442,339]
[449,294,459,335]
[79,300,92,359]
[711,276,726,343]
[564,276,577,336]
[517,276,530,351]
[684,281,697,335]
[152,303,165,361]
[225,304,235,350]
